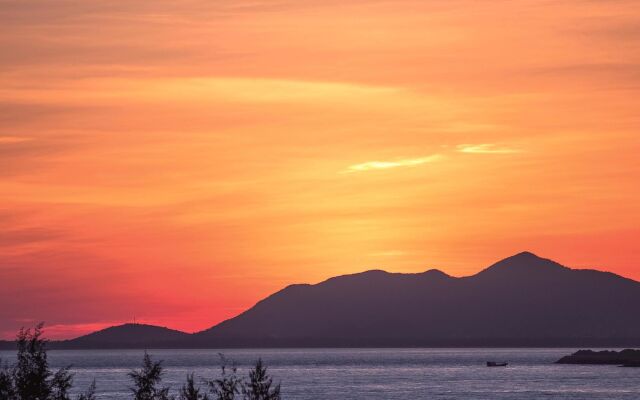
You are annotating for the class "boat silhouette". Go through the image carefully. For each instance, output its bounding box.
[486,361,508,367]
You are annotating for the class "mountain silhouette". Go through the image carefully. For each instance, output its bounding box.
[191,251,640,347]
[55,323,189,349]
[14,252,639,349]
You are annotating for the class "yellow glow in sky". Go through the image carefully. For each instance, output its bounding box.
[0,0,639,339]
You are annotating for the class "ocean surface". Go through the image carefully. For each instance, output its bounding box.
[1,348,638,399]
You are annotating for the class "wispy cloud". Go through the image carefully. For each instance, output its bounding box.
[369,250,408,257]
[0,136,33,144]
[456,144,522,154]
[0,228,61,248]
[346,155,443,173]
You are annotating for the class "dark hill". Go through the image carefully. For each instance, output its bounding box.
[556,349,640,366]
[0,340,14,350]
[21,252,640,349]
[192,252,640,347]
[54,324,189,349]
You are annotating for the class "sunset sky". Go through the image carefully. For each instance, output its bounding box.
[1,0,639,339]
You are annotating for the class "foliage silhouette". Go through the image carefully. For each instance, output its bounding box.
[206,354,243,400]
[13,323,55,399]
[243,359,281,400]
[1,326,283,400]
[76,381,96,400]
[128,352,172,400]
[0,360,16,399]
[179,373,208,400]
[0,323,96,400]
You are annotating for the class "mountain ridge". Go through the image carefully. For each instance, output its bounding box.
[192,251,640,347]
[3,252,639,349]
[54,323,189,349]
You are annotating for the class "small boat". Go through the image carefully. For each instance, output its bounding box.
[486,361,508,367]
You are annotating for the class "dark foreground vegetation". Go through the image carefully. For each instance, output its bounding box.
[0,324,281,400]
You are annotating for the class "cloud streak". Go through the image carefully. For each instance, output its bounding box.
[0,228,61,248]
[457,144,521,154]
[346,155,443,172]
[369,250,408,257]
[0,136,33,144]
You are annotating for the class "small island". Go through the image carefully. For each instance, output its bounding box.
[556,349,640,367]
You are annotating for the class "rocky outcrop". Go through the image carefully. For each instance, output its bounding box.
[556,349,640,367]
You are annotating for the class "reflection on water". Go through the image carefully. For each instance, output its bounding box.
[0,348,638,399]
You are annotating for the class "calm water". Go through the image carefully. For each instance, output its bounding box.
[1,348,638,399]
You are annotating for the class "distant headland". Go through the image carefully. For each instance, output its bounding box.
[556,349,640,367]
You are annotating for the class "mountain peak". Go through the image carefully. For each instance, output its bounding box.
[49,252,640,348]
[194,252,640,347]
[61,323,189,349]
[512,250,540,259]
[476,251,568,277]
[421,269,451,278]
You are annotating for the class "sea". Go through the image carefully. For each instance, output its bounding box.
[0,348,638,399]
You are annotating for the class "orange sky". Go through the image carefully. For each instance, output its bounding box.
[1,0,639,339]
